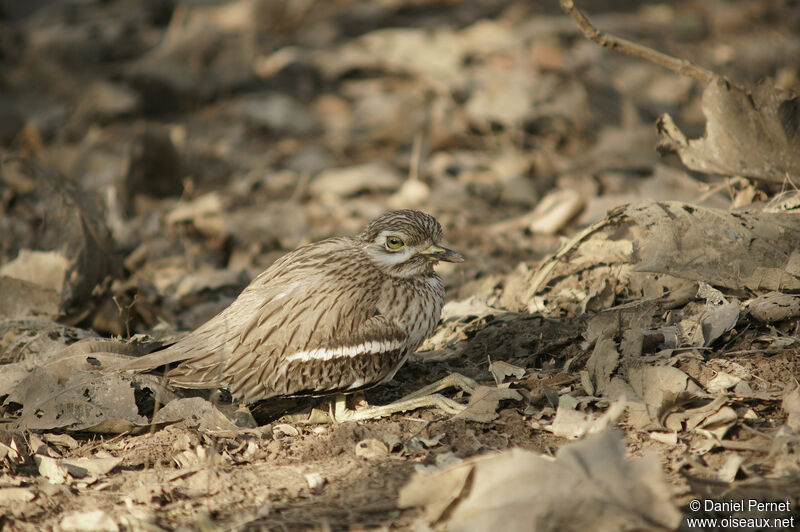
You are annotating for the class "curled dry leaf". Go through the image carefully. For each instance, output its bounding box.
[528,189,585,235]
[695,406,738,440]
[664,395,727,433]
[678,283,739,347]
[657,79,800,183]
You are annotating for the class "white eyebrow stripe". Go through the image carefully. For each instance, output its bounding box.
[285,340,404,362]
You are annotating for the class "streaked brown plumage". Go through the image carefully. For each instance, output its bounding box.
[119,210,463,403]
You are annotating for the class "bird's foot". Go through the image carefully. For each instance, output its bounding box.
[232,404,258,428]
[333,373,479,421]
[216,401,259,428]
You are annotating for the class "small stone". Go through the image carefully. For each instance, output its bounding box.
[304,472,327,494]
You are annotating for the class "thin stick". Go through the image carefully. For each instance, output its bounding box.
[559,0,718,85]
[409,133,423,182]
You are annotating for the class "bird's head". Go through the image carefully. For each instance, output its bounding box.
[359,210,464,278]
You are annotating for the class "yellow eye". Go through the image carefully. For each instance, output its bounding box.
[385,236,405,250]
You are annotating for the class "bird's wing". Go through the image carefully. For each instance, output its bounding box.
[230,313,408,401]
[120,239,386,394]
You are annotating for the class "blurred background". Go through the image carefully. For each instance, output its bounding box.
[1,0,798,337]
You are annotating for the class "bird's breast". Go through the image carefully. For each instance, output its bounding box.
[379,273,444,352]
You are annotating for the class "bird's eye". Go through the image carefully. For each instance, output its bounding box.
[385,236,405,250]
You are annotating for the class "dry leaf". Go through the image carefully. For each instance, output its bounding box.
[60,456,122,479]
[7,368,153,433]
[454,385,522,423]
[488,360,526,384]
[706,371,741,394]
[547,400,626,439]
[781,386,800,433]
[627,365,703,422]
[678,283,739,347]
[399,462,473,522]
[657,79,800,183]
[309,162,402,198]
[0,487,35,504]
[152,397,240,432]
[532,201,800,303]
[748,292,800,322]
[35,454,69,484]
[59,509,118,532]
[0,249,70,293]
[399,431,681,531]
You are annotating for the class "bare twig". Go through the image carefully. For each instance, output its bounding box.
[559,0,718,85]
[409,133,423,182]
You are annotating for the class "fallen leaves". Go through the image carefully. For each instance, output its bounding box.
[399,431,681,532]
[0,160,120,318]
[0,0,799,530]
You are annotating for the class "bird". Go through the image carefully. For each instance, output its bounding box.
[117,209,469,420]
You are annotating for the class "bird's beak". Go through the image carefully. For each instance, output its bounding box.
[420,244,465,263]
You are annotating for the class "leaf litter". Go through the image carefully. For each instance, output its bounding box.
[1,0,800,530]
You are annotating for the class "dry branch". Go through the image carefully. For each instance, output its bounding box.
[559,0,719,85]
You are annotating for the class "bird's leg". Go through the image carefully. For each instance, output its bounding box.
[396,372,478,401]
[330,373,479,422]
[331,392,465,422]
[281,374,480,423]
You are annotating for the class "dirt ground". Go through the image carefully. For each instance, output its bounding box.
[1,1,800,531]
